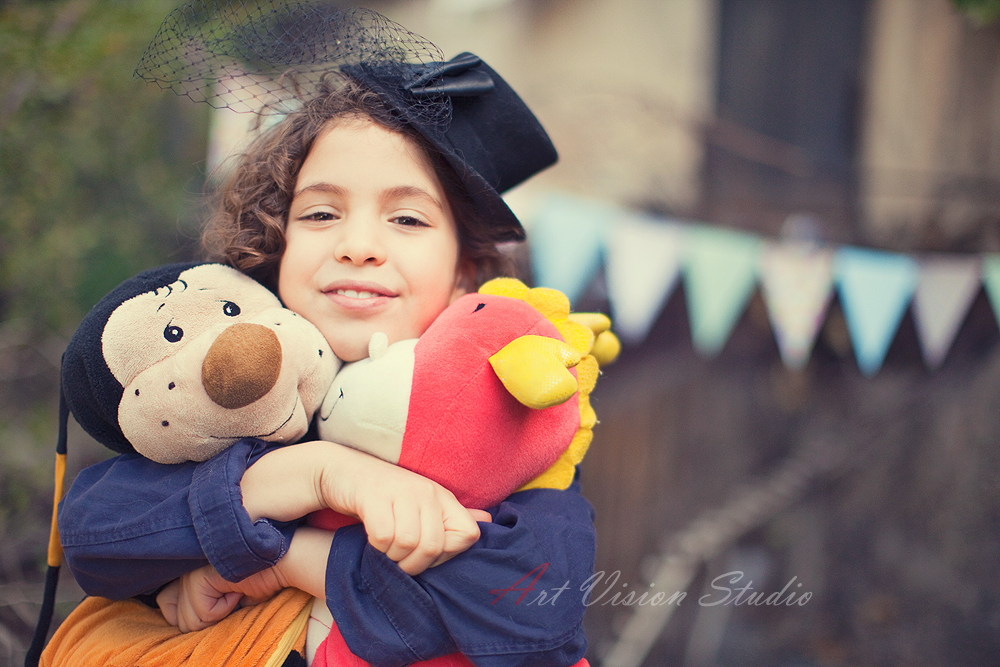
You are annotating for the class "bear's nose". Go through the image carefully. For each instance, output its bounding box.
[202,323,282,409]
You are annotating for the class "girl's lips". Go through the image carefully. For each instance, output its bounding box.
[322,281,396,311]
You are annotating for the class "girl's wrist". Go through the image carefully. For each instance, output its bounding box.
[241,441,343,521]
[275,527,334,600]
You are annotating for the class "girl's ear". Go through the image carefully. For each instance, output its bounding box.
[451,257,478,303]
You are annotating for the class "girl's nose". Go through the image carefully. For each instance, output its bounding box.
[334,216,386,266]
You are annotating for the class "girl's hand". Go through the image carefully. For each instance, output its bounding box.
[156,565,283,633]
[241,441,489,575]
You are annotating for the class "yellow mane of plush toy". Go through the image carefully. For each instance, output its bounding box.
[478,277,621,492]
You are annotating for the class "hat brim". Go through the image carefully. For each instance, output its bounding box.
[344,54,557,243]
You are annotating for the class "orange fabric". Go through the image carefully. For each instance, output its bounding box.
[41,587,311,667]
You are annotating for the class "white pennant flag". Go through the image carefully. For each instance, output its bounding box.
[911,256,981,369]
[759,242,834,369]
[604,213,684,343]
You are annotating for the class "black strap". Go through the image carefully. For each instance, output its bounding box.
[25,384,69,667]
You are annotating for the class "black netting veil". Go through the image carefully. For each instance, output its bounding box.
[135,0,560,242]
[135,1,447,117]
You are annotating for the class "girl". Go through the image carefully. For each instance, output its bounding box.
[51,4,595,667]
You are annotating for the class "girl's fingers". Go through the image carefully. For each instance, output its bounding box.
[394,503,446,575]
[429,507,482,569]
[468,509,493,523]
[383,500,424,563]
[156,581,180,627]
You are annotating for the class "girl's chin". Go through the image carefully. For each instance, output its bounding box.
[329,330,397,362]
[330,341,370,363]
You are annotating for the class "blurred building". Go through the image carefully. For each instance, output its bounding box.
[386,1,1000,665]
[210,0,1000,664]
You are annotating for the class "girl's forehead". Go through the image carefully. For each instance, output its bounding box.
[298,117,441,192]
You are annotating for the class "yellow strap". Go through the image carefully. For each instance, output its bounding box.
[263,598,312,667]
[47,453,66,568]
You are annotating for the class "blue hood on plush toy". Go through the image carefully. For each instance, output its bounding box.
[62,263,200,455]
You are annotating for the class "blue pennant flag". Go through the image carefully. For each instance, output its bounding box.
[528,193,611,304]
[834,247,918,376]
[683,225,762,356]
[982,254,1000,328]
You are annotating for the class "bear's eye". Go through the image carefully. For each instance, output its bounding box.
[223,301,241,317]
[164,324,183,343]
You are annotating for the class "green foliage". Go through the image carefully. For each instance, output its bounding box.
[0,0,209,335]
[953,0,1000,25]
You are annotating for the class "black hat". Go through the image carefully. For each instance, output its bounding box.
[343,53,556,241]
[135,2,557,241]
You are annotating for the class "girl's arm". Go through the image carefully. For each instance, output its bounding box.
[58,438,481,598]
[59,438,290,599]
[325,480,596,667]
[60,440,593,667]
[159,482,595,666]
[239,441,485,574]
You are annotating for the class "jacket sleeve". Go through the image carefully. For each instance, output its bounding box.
[58,438,297,599]
[325,478,596,667]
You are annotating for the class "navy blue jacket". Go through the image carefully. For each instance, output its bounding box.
[58,438,595,667]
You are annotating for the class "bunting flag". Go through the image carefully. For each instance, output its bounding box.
[911,257,981,369]
[833,247,918,376]
[603,213,684,343]
[982,254,1000,328]
[758,242,834,369]
[682,226,762,356]
[518,191,998,374]
[528,193,611,304]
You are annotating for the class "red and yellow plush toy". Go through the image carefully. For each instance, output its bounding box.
[34,264,619,667]
[307,277,619,667]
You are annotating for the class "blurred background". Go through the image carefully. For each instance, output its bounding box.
[3,0,1000,665]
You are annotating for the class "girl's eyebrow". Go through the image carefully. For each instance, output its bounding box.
[380,185,444,211]
[294,182,347,198]
[293,182,443,211]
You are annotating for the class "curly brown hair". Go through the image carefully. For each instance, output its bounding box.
[201,76,513,294]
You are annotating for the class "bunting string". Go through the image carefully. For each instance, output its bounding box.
[519,191,997,374]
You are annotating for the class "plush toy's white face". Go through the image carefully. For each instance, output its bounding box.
[103,264,340,463]
[317,333,414,464]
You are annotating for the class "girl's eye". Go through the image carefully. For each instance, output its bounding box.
[300,211,337,222]
[223,301,240,317]
[393,215,429,228]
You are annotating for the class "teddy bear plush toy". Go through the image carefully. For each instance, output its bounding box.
[60,262,340,464]
[29,263,618,667]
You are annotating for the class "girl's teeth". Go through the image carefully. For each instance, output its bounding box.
[338,289,375,299]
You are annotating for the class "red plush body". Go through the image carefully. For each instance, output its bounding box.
[309,292,588,667]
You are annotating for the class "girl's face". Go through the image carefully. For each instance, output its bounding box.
[279,117,465,362]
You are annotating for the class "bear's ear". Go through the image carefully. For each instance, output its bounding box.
[60,262,205,455]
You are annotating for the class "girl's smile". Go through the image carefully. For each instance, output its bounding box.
[323,280,396,309]
[278,117,466,362]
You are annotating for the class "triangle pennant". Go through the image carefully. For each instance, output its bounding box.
[981,254,1000,328]
[604,212,684,343]
[759,242,834,369]
[911,256,981,369]
[528,193,612,304]
[682,225,762,356]
[833,247,918,376]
